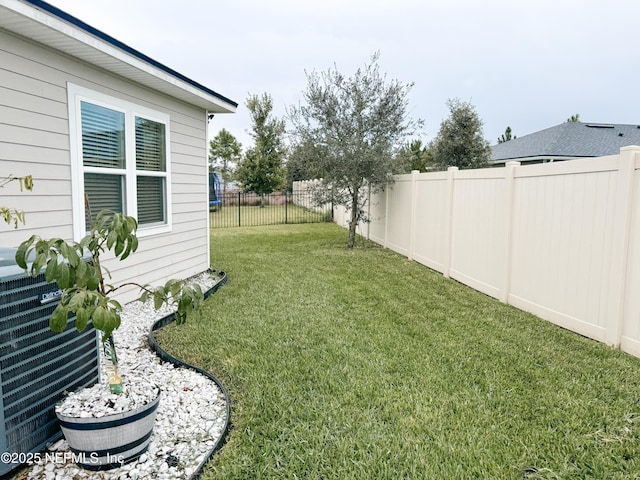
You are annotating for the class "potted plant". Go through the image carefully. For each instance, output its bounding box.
[15,210,204,470]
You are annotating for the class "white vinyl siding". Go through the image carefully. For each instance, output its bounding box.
[0,30,210,303]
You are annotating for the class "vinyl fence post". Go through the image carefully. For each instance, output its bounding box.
[443,166,458,279]
[500,161,520,303]
[408,170,420,261]
[383,183,390,249]
[606,146,638,347]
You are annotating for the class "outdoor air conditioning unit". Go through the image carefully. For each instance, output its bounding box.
[0,248,100,476]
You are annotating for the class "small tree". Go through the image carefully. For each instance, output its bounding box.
[286,138,325,190]
[498,126,516,144]
[566,114,580,123]
[16,210,204,394]
[1,174,33,228]
[289,52,421,248]
[431,98,492,170]
[235,93,286,202]
[209,128,242,194]
[396,139,433,173]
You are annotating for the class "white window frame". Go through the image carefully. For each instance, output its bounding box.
[68,83,172,241]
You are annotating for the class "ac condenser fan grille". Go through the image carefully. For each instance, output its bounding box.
[0,256,99,476]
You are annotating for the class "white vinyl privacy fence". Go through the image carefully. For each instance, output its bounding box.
[332,146,640,357]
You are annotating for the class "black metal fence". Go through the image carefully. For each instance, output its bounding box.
[210,190,333,228]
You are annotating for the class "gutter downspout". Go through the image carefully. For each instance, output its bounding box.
[205,112,213,270]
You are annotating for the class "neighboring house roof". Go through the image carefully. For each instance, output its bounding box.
[491,122,640,164]
[0,0,237,113]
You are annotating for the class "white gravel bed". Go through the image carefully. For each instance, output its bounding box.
[18,272,227,480]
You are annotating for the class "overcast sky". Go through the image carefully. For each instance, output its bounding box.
[47,0,640,150]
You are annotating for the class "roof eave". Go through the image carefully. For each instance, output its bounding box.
[490,155,587,164]
[0,0,237,113]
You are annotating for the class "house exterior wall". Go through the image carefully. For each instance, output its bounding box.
[0,29,210,303]
[328,148,640,358]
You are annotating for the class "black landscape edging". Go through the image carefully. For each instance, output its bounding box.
[146,269,230,480]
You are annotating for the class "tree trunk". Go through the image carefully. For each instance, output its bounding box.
[348,188,359,248]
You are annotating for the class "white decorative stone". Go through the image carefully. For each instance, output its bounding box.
[19,271,227,480]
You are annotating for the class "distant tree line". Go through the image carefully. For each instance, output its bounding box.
[211,54,498,247]
[213,93,494,193]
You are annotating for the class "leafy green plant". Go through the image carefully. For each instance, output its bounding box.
[16,210,203,393]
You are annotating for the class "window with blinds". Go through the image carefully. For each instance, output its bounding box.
[75,97,170,233]
[81,102,126,224]
[135,117,166,225]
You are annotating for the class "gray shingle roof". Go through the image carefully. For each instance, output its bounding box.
[491,122,640,162]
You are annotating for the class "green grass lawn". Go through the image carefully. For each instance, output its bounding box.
[158,223,640,479]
